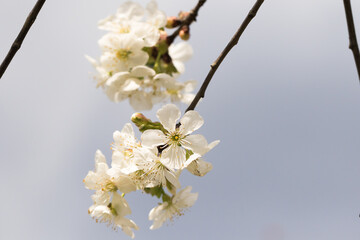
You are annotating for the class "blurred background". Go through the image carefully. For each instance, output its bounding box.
[1,0,360,239]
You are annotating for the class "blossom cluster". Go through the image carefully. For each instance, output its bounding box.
[86,1,196,111]
[84,104,219,238]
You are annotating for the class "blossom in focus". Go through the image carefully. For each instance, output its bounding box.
[133,147,181,190]
[148,186,198,230]
[141,104,209,169]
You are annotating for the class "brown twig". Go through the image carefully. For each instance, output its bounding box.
[343,0,360,81]
[0,0,46,79]
[186,0,265,112]
[167,0,206,45]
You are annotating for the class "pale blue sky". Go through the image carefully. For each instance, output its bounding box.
[1,0,360,239]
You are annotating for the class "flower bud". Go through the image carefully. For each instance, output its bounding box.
[166,16,181,29]
[131,113,150,125]
[178,11,190,21]
[131,113,167,133]
[159,30,168,42]
[179,25,190,40]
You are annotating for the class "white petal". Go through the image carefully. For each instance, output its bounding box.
[115,217,138,239]
[128,50,149,68]
[186,158,213,177]
[122,78,141,91]
[130,65,156,77]
[116,1,145,21]
[106,72,129,87]
[207,140,220,152]
[153,73,173,82]
[156,104,181,132]
[111,150,125,168]
[180,93,195,105]
[149,203,168,229]
[146,0,167,28]
[183,153,201,168]
[179,110,204,135]
[181,134,208,155]
[169,42,193,62]
[174,186,198,207]
[165,170,181,190]
[114,175,137,194]
[129,91,153,111]
[83,171,98,190]
[184,80,197,92]
[161,145,186,169]
[121,123,135,137]
[95,150,106,165]
[131,22,160,47]
[141,129,167,148]
[112,192,132,216]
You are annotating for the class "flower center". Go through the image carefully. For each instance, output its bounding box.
[167,89,179,95]
[119,27,130,34]
[116,49,132,61]
[170,133,181,143]
[102,180,118,192]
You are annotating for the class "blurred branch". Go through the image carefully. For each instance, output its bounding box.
[186,0,265,112]
[343,0,360,81]
[167,0,206,44]
[0,0,46,79]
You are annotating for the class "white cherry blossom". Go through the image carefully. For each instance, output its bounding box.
[146,0,167,28]
[105,66,155,104]
[148,186,198,229]
[141,104,208,169]
[99,20,160,47]
[154,75,196,104]
[99,33,148,72]
[133,147,180,189]
[84,150,136,194]
[89,192,139,238]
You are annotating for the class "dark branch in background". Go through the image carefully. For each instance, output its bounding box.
[186,0,265,112]
[167,0,206,45]
[0,0,46,79]
[343,0,360,81]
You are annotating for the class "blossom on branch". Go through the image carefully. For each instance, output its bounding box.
[86,0,196,111]
[141,104,210,169]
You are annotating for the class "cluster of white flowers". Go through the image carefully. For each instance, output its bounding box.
[86,1,196,111]
[84,104,219,238]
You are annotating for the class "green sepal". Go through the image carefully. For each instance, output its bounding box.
[144,185,165,199]
[185,149,194,160]
[131,113,167,134]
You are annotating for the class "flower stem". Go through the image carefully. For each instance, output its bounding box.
[0,0,46,79]
[343,0,360,82]
[186,0,265,112]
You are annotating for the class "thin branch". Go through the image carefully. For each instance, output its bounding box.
[167,0,206,45]
[343,0,360,81]
[0,0,46,79]
[186,0,265,112]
